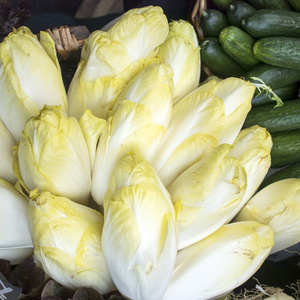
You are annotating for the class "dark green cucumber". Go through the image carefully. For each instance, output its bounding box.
[288,0,300,11]
[264,0,292,10]
[200,37,246,78]
[244,64,300,92]
[270,129,300,168]
[247,0,292,9]
[259,162,300,190]
[246,0,267,9]
[251,82,299,107]
[200,10,228,37]
[212,0,237,11]
[242,9,300,38]
[226,1,256,29]
[253,37,300,70]
[244,98,300,133]
[219,26,260,70]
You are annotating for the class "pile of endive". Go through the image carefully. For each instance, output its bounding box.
[0,5,299,300]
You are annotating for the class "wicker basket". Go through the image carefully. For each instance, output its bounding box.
[189,0,215,77]
[44,25,90,60]
[189,0,207,41]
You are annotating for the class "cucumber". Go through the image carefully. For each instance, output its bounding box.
[244,99,300,133]
[244,64,300,91]
[288,0,300,12]
[270,129,300,168]
[200,37,246,78]
[253,37,300,70]
[212,0,237,11]
[263,0,292,10]
[219,26,261,70]
[246,0,267,9]
[242,9,300,38]
[200,10,228,37]
[247,0,292,9]
[226,1,256,29]
[259,162,300,190]
[251,82,299,107]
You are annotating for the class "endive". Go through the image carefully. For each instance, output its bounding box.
[91,100,165,206]
[28,189,115,294]
[13,106,96,205]
[168,144,246,249]
[158,133,218,188]
[197,75,222,91]
[102,152,177,300]
[158,20,200,104]
[112,62,174,128]
[0,120,16,184]
[198,77,256,145]
[68,6,168,120]
[78,109,106,169]
[152,88,225,187]
[0,178,33,265]
[107,6,169,62]
[0,26,67,141]
[234,178,300,254]
[162,221,274,300]
[68,30,154,120]
[228,125,272,211]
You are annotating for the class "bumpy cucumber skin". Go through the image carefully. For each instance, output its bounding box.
[253,37,300,70]
[226,1,256,29]
[244,64,300,91]
[259,162,300,190]
[271,129,300,168]
[200,9,228,37]
[219,26,261,70]
[245,99,300,131]
[263,0,292,10]
[200,37,246,78]
[251,82,299,107]
[243,9,300,38]
[244,99,300,133]
[246,0,267,9]
[212,0,237,11]
[247,0,292,9]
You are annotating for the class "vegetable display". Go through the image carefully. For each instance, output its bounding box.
[198,0,300,189]
[0,4,299,300]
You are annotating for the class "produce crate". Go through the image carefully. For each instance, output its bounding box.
[43,25,90,60]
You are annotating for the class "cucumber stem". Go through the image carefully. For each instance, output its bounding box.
[202,11,209,18]
[229,4,235,11]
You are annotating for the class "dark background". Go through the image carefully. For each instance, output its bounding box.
[7,0,194,33]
